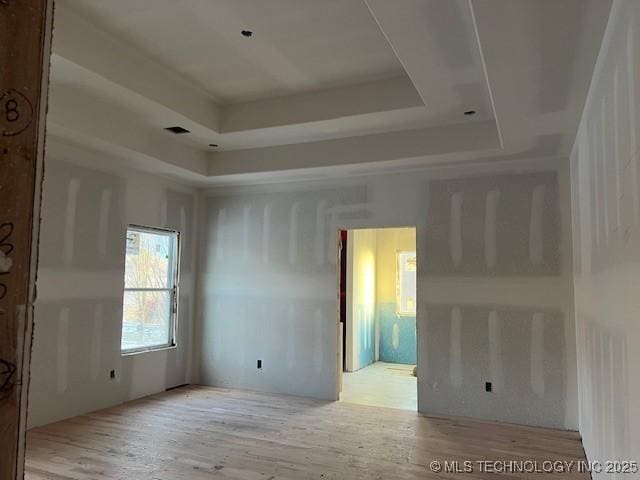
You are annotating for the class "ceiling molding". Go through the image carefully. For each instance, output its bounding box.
[220,75,422,132]
[209,120,500,176]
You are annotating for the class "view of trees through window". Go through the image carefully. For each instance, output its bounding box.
[121,227,178,353]
[397,251,417,316]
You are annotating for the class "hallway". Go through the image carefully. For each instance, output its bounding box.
[340,362,417,411]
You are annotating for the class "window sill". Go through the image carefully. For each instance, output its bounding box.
[121,344,177,356]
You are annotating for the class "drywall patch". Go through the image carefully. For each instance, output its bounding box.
[613,69,622,234]
[378,303,416,364]
[215,208,227,262]
[97,189,111,259]
[424,303,566,428]
[426,172,560,275]
[392,324,400,349]
[180,206,187,247]
[90,303,103,381]
[577,314,630,467]
[166,189,195,272]
[313,308,324,373]
[63,178,79,269]
[56,307,70,394]
[627,25,639,217]
[484,189,500,269]
[286,304,296,370]
[529,185,545,265]
[40,157,126,270]
[449,306,463,389]
[450,192,463,268]
[530,312,546,397]
[288,202,300,265]
[487,310,504,392]
[315,200,328,266]
[159,194,167,228]
[356,304,375,370]
[242,204,251,263]
[263,203,272,264]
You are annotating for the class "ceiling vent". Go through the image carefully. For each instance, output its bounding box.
[165,126,190,134]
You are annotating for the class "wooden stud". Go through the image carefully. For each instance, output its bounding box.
[0,0,53,478]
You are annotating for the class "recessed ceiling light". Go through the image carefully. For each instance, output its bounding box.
[241,30,253,37]
[463,110,476,116]
[164,126,190,134]
[208,143,219,148]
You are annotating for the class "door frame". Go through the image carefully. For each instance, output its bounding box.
[335,225,418,401]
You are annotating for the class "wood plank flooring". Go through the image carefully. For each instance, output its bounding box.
[26,385,589,479]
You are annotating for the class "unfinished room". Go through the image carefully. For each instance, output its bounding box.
[1,0,639,478]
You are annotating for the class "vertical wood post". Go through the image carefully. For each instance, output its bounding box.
[0,1,53,478]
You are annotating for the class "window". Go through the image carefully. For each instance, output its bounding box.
[396,251,417,316]
[121,226,179,354]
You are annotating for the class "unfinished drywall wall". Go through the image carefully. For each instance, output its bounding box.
[375,228,416,365]
[28,138,197,428]
[198,156,576,429]
[348,229,377,371]
[570,0,639,471]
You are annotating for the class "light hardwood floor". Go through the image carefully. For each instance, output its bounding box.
[26,385,588,479]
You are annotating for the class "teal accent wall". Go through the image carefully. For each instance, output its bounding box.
[356,304,375,369]
[378,302,417,365]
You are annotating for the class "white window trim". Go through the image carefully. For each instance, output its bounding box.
[121,224,180,355]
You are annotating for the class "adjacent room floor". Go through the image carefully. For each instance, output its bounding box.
[25,386,589,480]
[340,361,417,411]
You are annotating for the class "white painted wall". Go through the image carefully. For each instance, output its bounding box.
[28,137,198,428]
[197,155,577,429]
[570,0,640,472]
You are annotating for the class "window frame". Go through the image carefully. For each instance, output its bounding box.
[396,250,417,317]
[121,224,181,355]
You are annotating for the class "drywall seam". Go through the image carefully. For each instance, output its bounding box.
[63,178,79,269]
[449,306,463,389]
[529,185,545,265]
[484,189,500,269]
[450,192,463,268]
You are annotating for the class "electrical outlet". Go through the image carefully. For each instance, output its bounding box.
[257,360,262,369]
[485,381,492,392]
[110,369,116,380]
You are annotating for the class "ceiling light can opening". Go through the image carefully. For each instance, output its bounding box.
[165,126,191,134]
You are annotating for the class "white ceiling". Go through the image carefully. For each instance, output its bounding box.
[47,0,613,186]
[63,0,406,103]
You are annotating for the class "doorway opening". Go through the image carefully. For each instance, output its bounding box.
[337,227,417,411]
